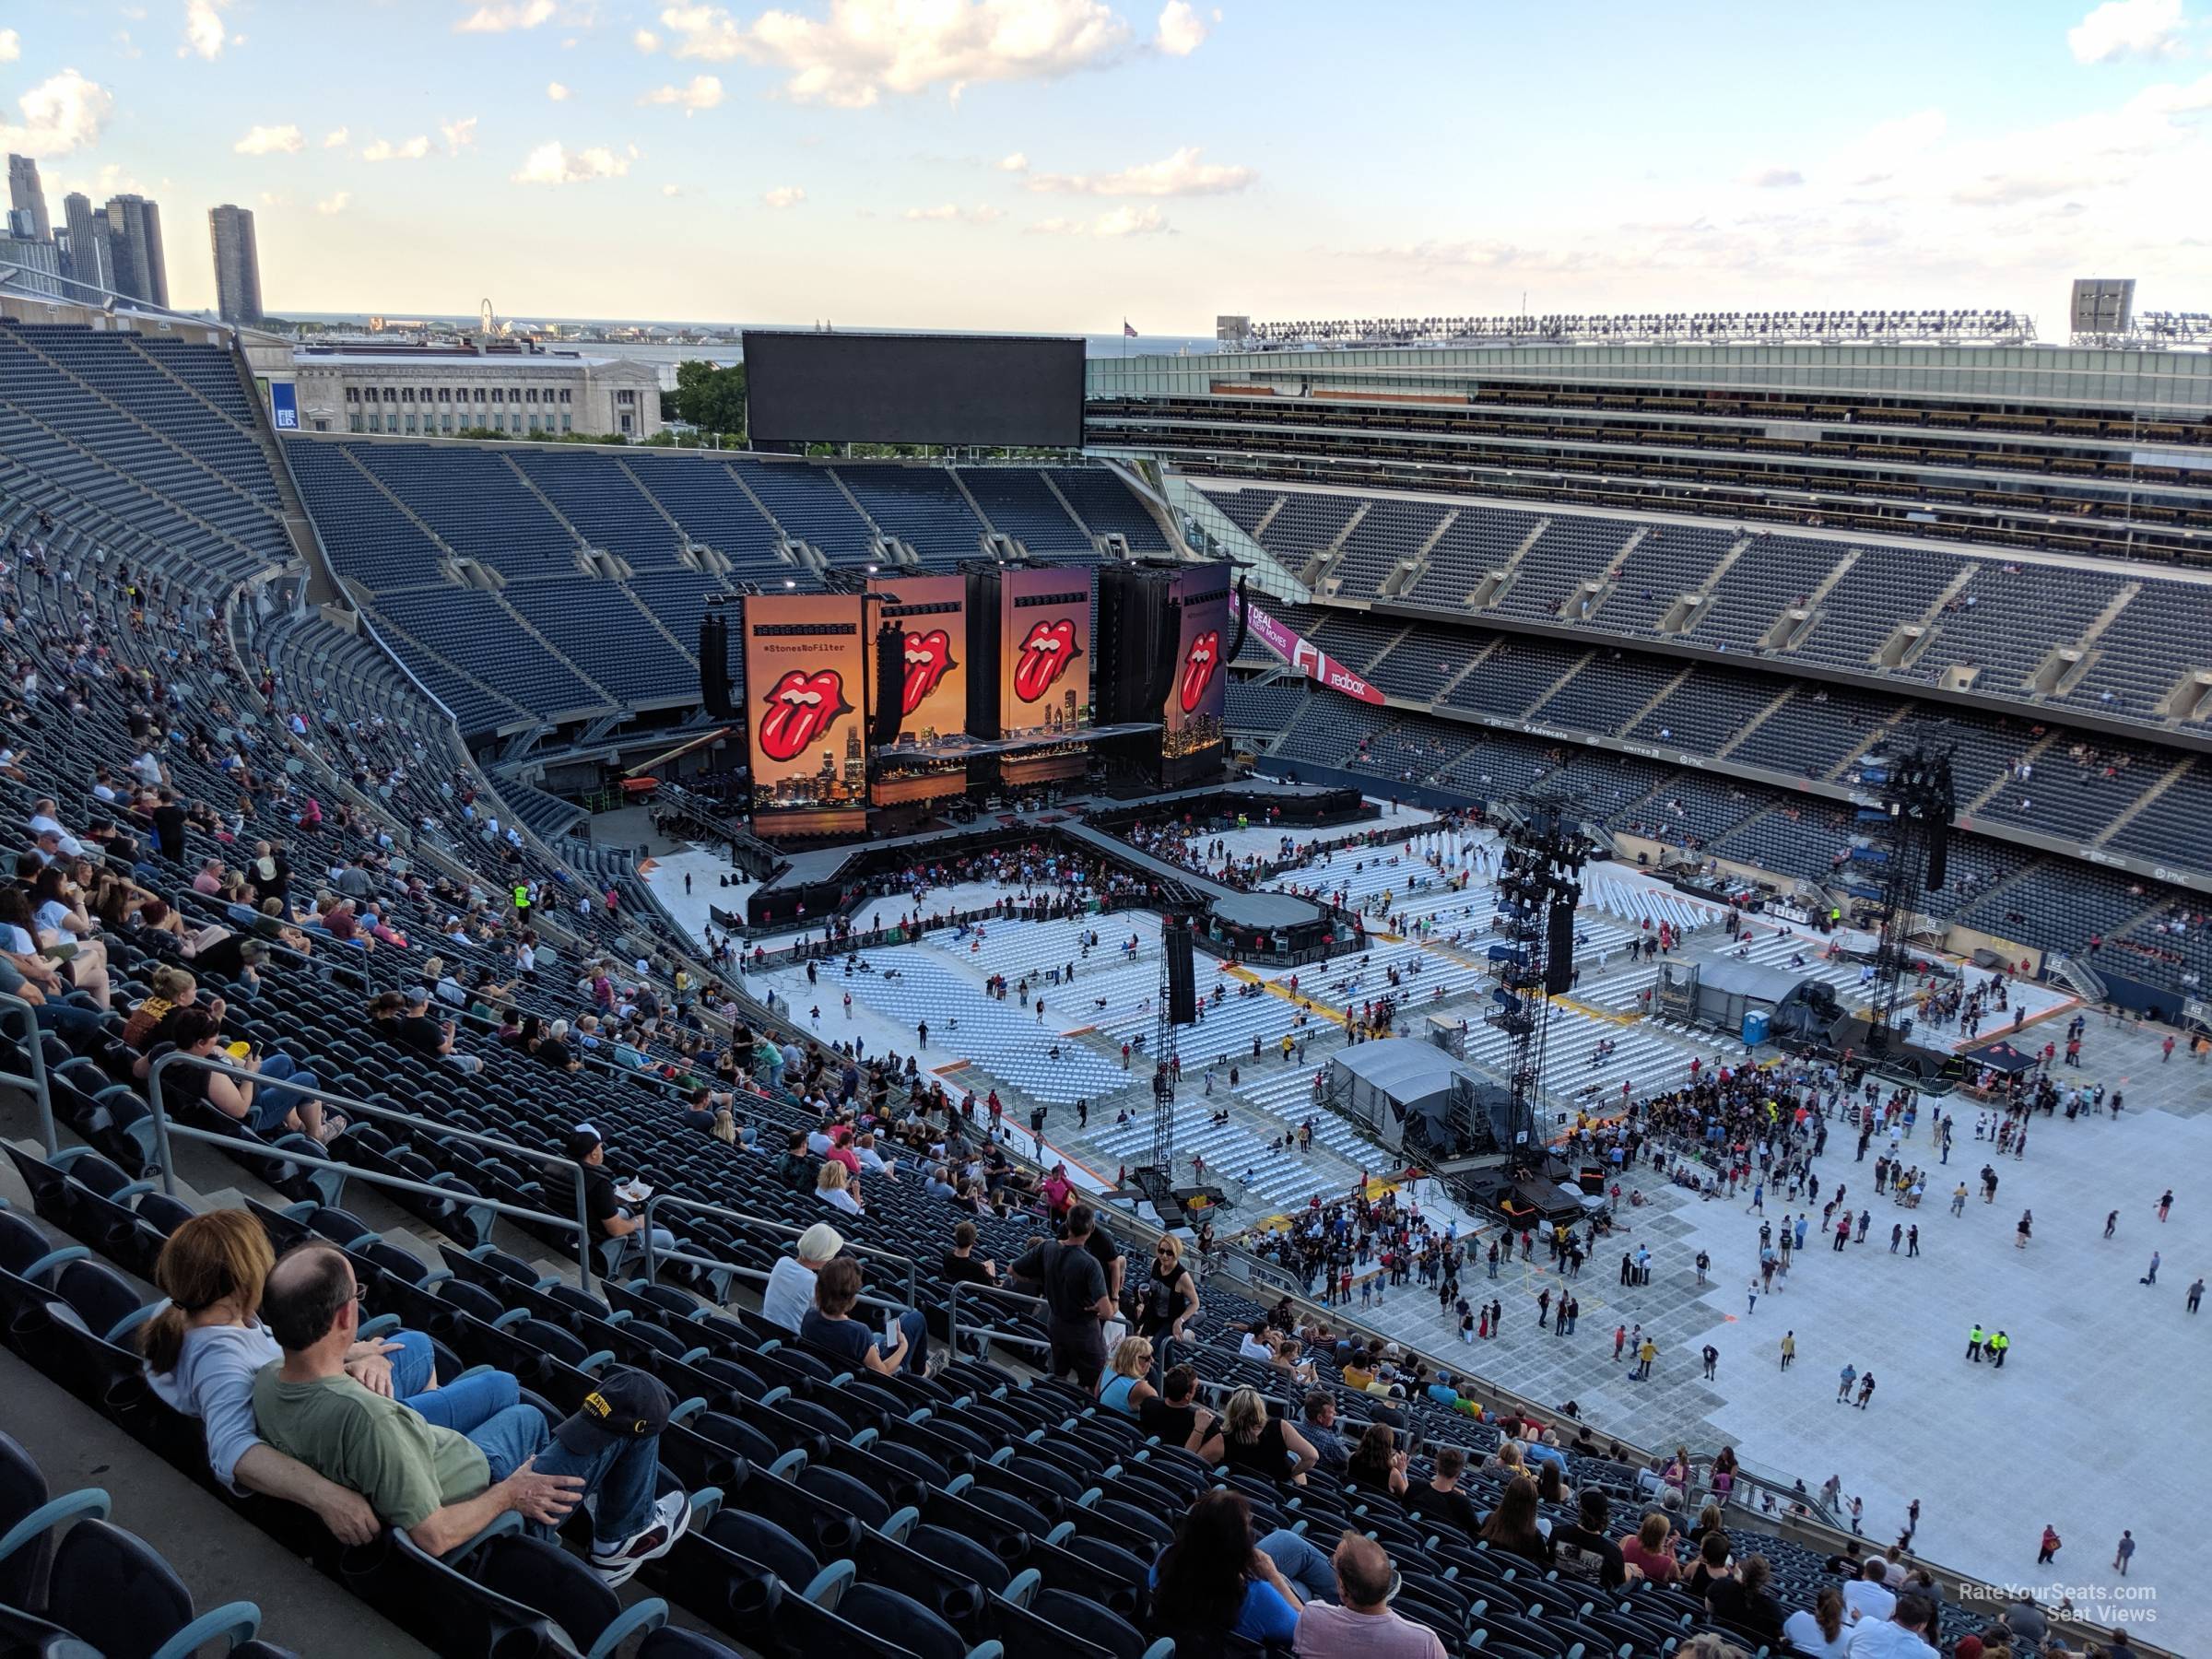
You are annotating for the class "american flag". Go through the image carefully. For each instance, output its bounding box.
[1123,320,1137,337]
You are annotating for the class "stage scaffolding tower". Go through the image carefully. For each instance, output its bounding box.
[1486,793,1590,1178]
[1848,739,1957,1053]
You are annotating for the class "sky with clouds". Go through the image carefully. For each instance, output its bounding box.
[3,0,2208,332]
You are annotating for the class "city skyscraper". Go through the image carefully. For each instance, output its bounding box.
[61,193,114,290]
[6,155,51,243]
[0,209,63,298]
[103,194,169,308]
[207,204,264,325]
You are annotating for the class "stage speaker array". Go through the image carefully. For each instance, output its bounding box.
[868,619,904,747]
[699,606,733,719]
[1926,819,1949,892]
[1163,916,1197,1025]
[1544,897,1577,996]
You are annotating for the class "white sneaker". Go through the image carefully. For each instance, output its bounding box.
[589,1489,692,1586]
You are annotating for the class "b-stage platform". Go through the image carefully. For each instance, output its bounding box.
[734,777,1370,943]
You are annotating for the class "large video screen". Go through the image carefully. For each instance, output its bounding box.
[869,573,967,745]
[742,592,868,830]
[1164,569,1231,757]
[744,331,1085,450]
[998,567,1092,739]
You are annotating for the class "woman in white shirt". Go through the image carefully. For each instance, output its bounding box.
[817,1160,865,1215]
[1782,1585,1852,1658]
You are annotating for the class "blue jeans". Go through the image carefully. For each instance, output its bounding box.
[385,1329,522,1430]
[1258,1529,1337,1605]
[251,1053,320,1134]
[464,1402,659,1549]
[30,1001,104,1041]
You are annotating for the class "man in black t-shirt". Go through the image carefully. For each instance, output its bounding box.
[392,989,482,1074]
[1136,1364,1213,1450]
[1551,1489,1631,1590]
[940,1220,996,1287]
[1011,1204,1113,1388]
[565,1124,675,1268]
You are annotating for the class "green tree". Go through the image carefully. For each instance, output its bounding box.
[669,359,747,441]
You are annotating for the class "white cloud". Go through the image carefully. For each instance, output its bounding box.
[547,80,571,100]
[441,115,479,150]
[1739,164,1804,188]
[1025,143,1253,195]
[511,139,631,183]
[1152,0,1208,55]
[0,69,114,159]
[0,29,19,64]
[362,134,433,161]
[633,27,661,51]
[2067,0,2186,62]
[1091,203,1168,236]
[1028,205,1166,236]
[454,0,558,32]
[234,122,304,155]
[2130,70,2212,112]
[661,182,683,196]
[904,201,1005,223]
[762,183,806,207]
[998,150,1029,171]
[316,191,351,215]
[256,190,290,207]
[322,126,350,148]
[659,0,1133,106]
[182,0,230,59]
[641,74,724,111]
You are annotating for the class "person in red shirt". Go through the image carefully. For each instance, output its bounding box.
[1619,1513,1680,1585]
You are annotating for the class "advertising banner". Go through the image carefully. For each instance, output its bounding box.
[998,566,1091,738]
[869,573,967,745]
[742,593,868,828]
[1232,591,1385,705]
[1164,569,1231,759]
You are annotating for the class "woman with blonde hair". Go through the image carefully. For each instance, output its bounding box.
[1197,1386,1319,1484]
[817,1159,863,1215]
[142,1212,516,1543]
[1098,1335,1159,1417]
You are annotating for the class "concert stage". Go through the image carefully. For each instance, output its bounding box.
[738,777,1371,944]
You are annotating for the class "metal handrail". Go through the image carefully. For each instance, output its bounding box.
[947,1280,1054,1359]
[638,1189,920,1312]
[0,991,55,1155]
[158,1116,597,1262]
[144,1049,601,1290]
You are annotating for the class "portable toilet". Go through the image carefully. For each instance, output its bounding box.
[1742,1008,1771,1047]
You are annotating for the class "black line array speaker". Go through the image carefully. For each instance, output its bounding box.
[700,607,733,719]
[868,619,904,747]
[1925,819,1949,893]
[1164,915,1197,1026]
[1544,900,1577,996]
[1096,563,1177,724]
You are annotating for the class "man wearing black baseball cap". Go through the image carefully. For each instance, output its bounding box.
[252,1241,690,1583]
[567,1124,676,1268]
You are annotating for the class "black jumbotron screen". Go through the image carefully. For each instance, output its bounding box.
[743,330,1085,449]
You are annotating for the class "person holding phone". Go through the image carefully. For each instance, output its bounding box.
[799,1257,929,1378]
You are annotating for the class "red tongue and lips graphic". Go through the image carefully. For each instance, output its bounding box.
[1180,629,1220,713]
[900,629,955,715]
[1013,618,1080,704]
[757,668,851,762]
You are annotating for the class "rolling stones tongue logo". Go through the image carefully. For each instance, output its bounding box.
[1013,618,1081,704]
[1179,629,1221,714]
[900,629,956,716]
[757,668,852,763]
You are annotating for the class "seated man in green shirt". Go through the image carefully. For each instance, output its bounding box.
[251,1241,689,1584]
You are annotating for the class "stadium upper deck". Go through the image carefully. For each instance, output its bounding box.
[1087,340,2212,567]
